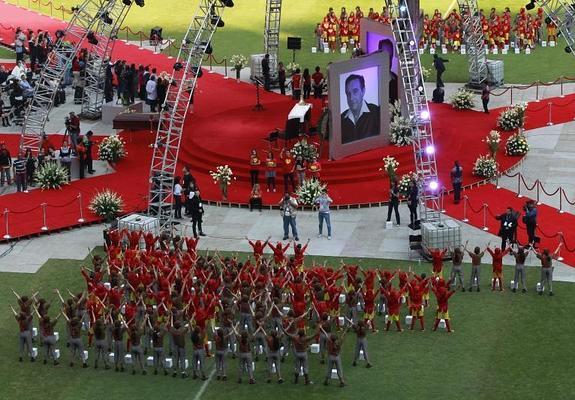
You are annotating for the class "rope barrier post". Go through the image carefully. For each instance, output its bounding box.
[557,233,564,262]
[208,54,214,73]
[482,204,489,231]
[535,82,540,102]
[440,187,446,213]
[3,209,10,239]
[41,203,48,231]
[78,193,85,223]
[560,77,565,98]
[517,173,522,198]
[510,86,513,105]
[559,188,565,214]
[535,181,541,205]
[224,58,228,79]
[547,102,553,126]
[496,173,500,189]
[462,196,469,222]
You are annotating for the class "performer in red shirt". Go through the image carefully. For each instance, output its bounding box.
[487,245,510,291]
[430,248,447,278]
[383,286,403,332]
[246,236,271,262]
[268,241,290,265]
[280,147,296,193]
[311,66,324,99]
[431,285,455,333]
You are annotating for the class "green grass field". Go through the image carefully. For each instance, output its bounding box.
[0,46,15,59]
[8,0,575,83]
[0,250,573,400]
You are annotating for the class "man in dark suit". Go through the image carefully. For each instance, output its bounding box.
[189,190,206,238]
[340,74,380,144]
[496,207,518,250]
[261,54,271,91]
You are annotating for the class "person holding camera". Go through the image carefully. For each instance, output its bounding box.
[495,206,517,250]
[279,192,299,241]
[523,200,538,247]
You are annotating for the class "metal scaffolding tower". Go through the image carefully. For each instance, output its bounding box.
[534,0,575,53]
[19,0,117,153]
[81,0,133,119]
[264,0,282,78]
[385,0,441,223]
[458,0,488,88]
[147,0,228,232]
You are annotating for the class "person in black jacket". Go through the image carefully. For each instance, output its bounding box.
[261,54,270,91]
[432,54,449,88]
[387,179,400,226]
[189,189,206,238]
[495,207,517,250]
[407,179,418,227]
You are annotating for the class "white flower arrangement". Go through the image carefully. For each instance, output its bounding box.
[290,139,318,163]
[398,172,417,196]
[209,164,234,185]
[390,99,402,120]
[34,162,69,190]
[230,54,248,70]
[484,130,501,158]
[89,189,124,221]
[296,178,327,206]
[505,131,530,156]
[380,156,399,180]
[497,102,528,131]
[390,116,413,146]
[286,62,300,74]
[449,88,476,110]
[97,135,127,163]
[472,155,499,178]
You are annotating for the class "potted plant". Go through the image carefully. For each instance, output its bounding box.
[34,162,69,190]
[210,164,234,201]
[97,134,127,168]
[89,189,124,222]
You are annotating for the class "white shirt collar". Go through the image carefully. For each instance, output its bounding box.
[344,100,370,125]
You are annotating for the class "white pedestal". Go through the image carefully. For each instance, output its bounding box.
[104,282,111,290]
[54,349,60,359]
[438,319,447,330]
[405,315,413,326]
[32,327,38,337]
[124,354,132,364]
[83,350,89,360]
[338,316,345,326]
[282,306,290,314]
[311,47,317,53]
[165,358,173,368]
[385,221,394,229]
[339,294,346,303]
[32,347,38,358]
[331,368,339,379]
[55,332,59,342]
[310,343,320,354]
[146,356,154,366]
[109,352,115,362]
[323,47,329,54]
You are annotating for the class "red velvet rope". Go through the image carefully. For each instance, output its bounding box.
[46,196,79,208]
[466,197,484,214]
[560,234,575,253]
[536,225,561,239]
[527,103,549,112]
[8,204,42,214]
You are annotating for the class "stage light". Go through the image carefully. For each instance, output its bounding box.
[55,29,65,39]
[174,62,183,71]
[201,41,213,54]
[122,0,132,5]
[135,0,145,7]
[525,1,536,11]
[220,0,234,6]
[420,110,430,120]
[428,180,439,191]
[100,11,113,24]
[409,40,415,46]
[87,31,98,45]
[211,15,225,27]
[566,46,573,53]
[399,5,407,12]
[425,145,435,155]
[418,85,424,92]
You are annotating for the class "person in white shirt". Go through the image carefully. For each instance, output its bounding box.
[314,189,333,239]
[146,76,158,112]
[173,176,183,219]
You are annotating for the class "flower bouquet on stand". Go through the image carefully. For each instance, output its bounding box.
[380,155,399,182]
[497,102,528,131]
[230,54,247,82]
[89,189,124,222]
[483,130,501,159]
[472,155,499,178]
[34,162,70,189]
[286,62,300,75]
[390,116,412,146]
[210,164,234,201]
[296,178,327,207]
[98,134,127,167]
[505,131,530,156]
[449,88,476,110]
[398,172,417,197]
[291,139,318,163]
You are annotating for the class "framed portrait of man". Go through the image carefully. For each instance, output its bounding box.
[328,51,390,160]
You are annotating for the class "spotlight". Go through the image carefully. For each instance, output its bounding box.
[399,5,407,12]
[122,0,132,5]
[55,29,65,39]
[174,62,183,71]
[201,41,213,54]
[71,6,79,12]
[211,15,225,27]
[425,145,435,155]
[135,0,145,7]
[87,31,98,45]
[220,0,234,6]
[418,85,424,92]
[409,40,415,46]
[566,46,573,53]
[192,66,203,78]
[428,180,439,191]
[100,11,113,24]
[525,0,536,11]
[420,110,430,120]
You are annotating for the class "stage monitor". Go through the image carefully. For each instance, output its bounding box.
[287,37,302,50]
[328,51,391,160]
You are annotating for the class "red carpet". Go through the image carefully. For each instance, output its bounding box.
[1,0,575,268]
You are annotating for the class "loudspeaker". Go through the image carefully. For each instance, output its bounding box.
[287,37,302,50]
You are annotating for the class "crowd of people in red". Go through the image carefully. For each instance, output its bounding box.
[11,229,461,387]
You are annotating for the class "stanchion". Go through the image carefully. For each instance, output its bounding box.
[223,58,228,79]
[3,209,10,239]
[517,173,522,198]
[208,54,214,73]
[559,188,565,213]
[440,187,446,213]
[560,77,565,98]
[78,193,85,223]
[547,102,553,126]
[462,196,469,222]
[535,83,540,102]
[557,233,564,261]
[536,181,541,205]
[482,204,489,231]
[41,203,48,231]
[495,174,500,189]
[510,86,513,105]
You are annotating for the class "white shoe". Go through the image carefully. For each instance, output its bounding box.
[328,236,332,240]
[317,234,322,238]
[23,190,29,193]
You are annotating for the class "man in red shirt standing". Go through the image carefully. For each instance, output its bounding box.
[311,66,324,99]
[280,147,296,193]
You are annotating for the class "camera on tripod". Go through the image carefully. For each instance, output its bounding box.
[64,116,71,130]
